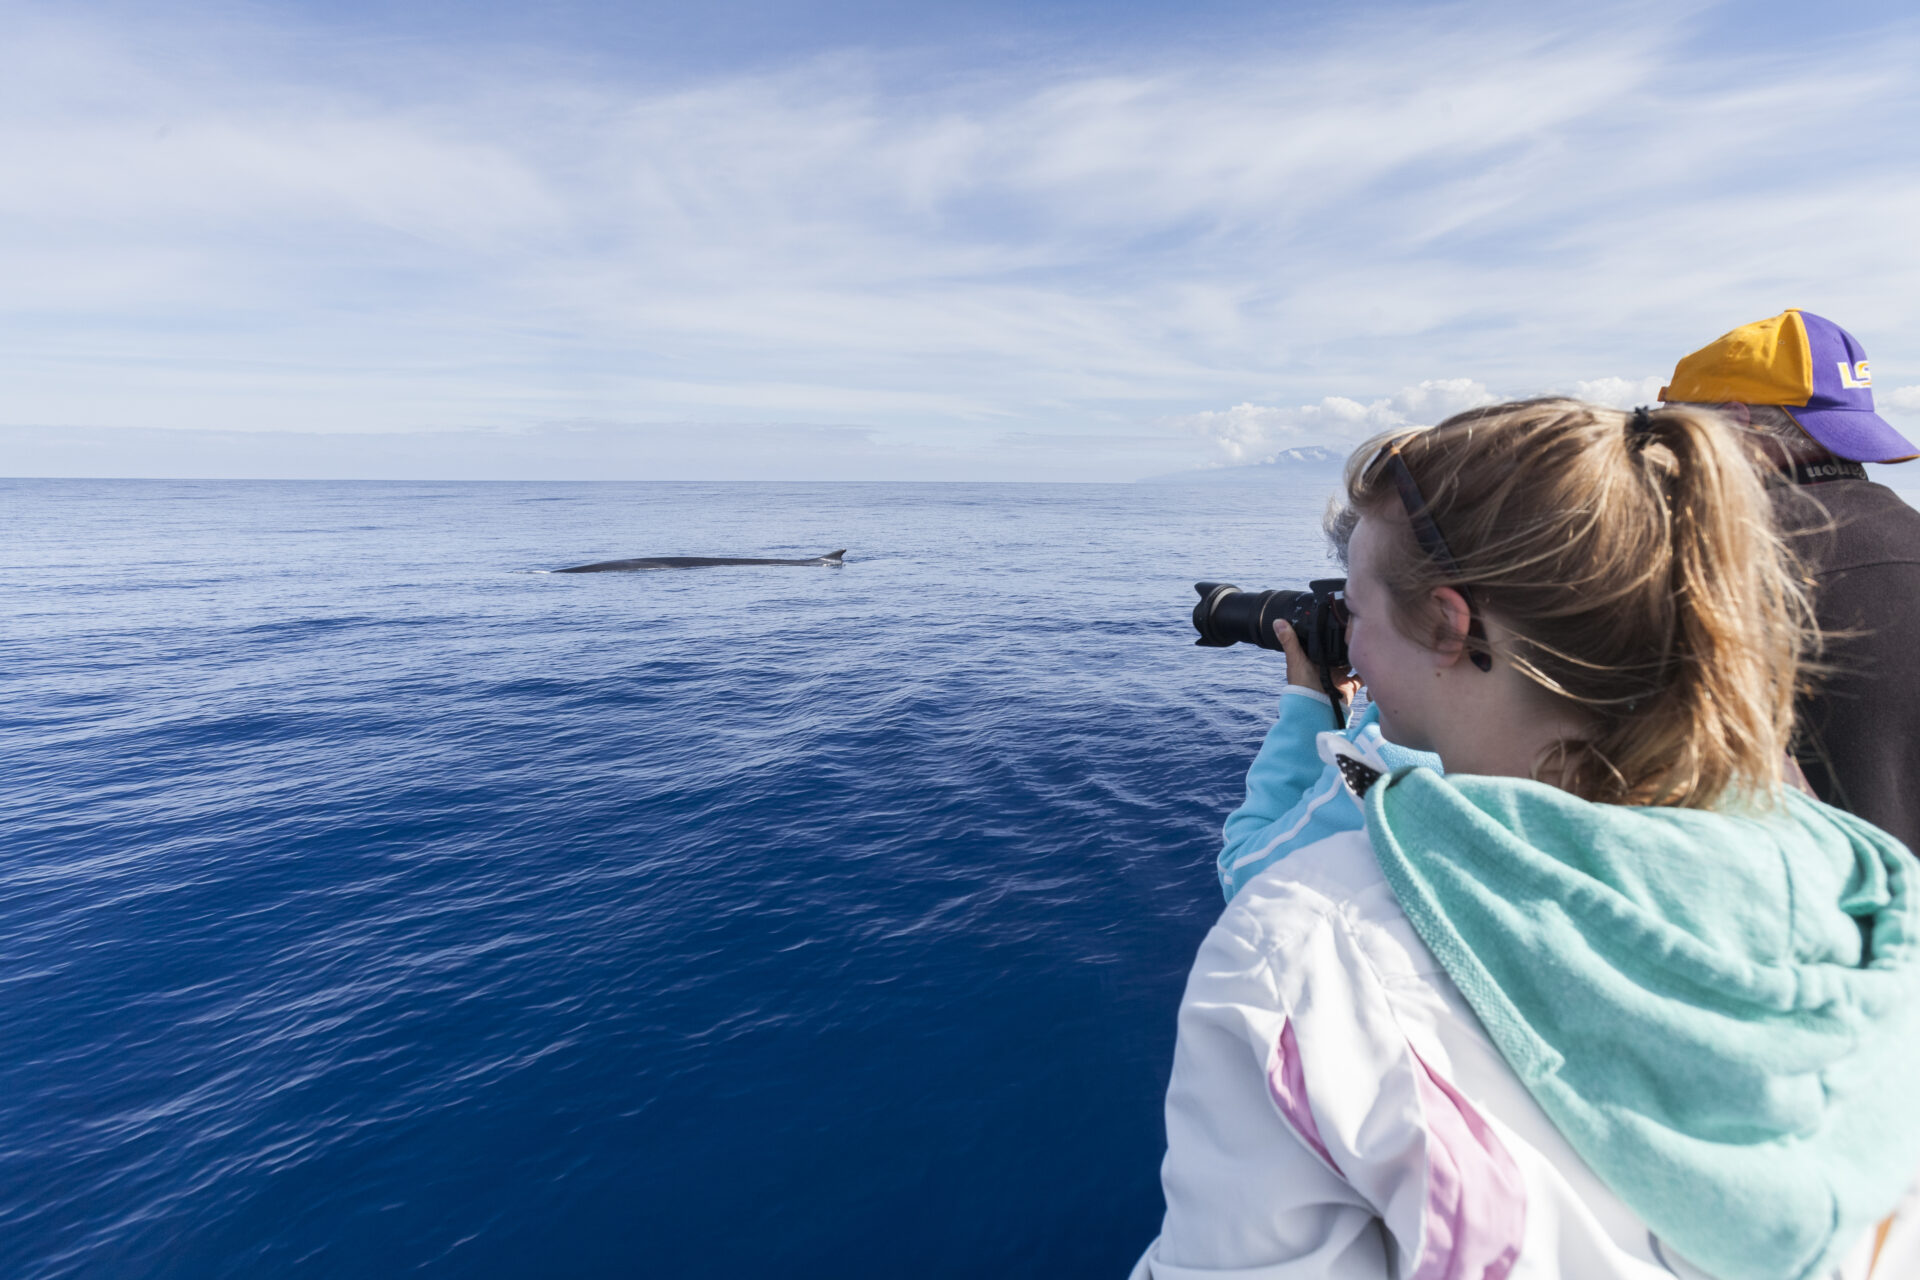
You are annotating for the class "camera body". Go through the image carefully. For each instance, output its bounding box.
[1192,579,1349,670]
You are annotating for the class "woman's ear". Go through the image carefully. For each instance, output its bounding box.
[1428,586,1475,666]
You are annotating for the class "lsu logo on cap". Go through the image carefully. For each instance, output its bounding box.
[1839,360,1871,389]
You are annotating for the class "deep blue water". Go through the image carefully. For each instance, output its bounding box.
[2,479,1337,1278]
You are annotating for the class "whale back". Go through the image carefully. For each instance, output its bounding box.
[556,549,848,573]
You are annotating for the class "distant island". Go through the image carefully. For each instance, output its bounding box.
[1139,445,1347,485]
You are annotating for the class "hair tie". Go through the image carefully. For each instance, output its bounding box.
[1627,405,1657,450]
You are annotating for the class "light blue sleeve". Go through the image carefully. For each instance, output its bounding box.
[1218,696,1441,902]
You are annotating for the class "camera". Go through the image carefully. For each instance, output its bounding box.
[1192,579,1349,669]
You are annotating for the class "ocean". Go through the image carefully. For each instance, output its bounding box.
[1,478,1340,1278]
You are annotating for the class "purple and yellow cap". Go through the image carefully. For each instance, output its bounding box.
[1660,309,1917,463]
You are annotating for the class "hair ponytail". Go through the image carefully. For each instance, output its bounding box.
[1338,399,1812,807]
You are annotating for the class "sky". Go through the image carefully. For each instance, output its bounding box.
[5,0,1920,481]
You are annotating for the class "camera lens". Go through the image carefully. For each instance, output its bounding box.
[1191,579,1350,670]
[1192,583,1305,651]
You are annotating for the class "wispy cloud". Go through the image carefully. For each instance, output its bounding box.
[3,2,1919,478]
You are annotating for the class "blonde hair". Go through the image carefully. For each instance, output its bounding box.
[1334,399,1814,808]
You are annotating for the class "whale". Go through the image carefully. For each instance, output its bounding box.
[555,549,847,573]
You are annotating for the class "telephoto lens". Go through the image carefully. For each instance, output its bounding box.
[1191,583,1302,652]
[1191,579,1350,669]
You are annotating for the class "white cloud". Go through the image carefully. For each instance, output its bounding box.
[1174,379,1498,462]
[1171,374,1736,466]
[1884,386,1920,415]
[1570,376,1667,409]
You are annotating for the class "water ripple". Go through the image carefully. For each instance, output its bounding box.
[1,478,1337,1279]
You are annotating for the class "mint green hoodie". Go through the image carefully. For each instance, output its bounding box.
[1364,769,1920,1280]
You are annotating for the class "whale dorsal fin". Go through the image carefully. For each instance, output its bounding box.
[822,549,847,562]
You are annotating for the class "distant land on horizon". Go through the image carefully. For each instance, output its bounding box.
[1139,445,1347,485]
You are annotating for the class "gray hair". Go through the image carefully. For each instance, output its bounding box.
[1741,404,1805,441]
[1666,401,1811,447]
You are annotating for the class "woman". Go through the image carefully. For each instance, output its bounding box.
[1134,401,1920,1280]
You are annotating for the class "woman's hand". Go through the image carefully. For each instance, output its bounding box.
[1273,621,1362,704]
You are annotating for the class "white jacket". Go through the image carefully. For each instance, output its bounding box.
[1131,824,1902,1280]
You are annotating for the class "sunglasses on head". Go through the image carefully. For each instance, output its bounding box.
[1361,440,1493,673]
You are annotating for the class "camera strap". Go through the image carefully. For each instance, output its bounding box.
[1318,667,1348,725]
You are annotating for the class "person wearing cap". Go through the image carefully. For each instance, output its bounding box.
[1662,308,1920,854]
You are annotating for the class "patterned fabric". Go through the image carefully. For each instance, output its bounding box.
[1332,752,1382,799]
